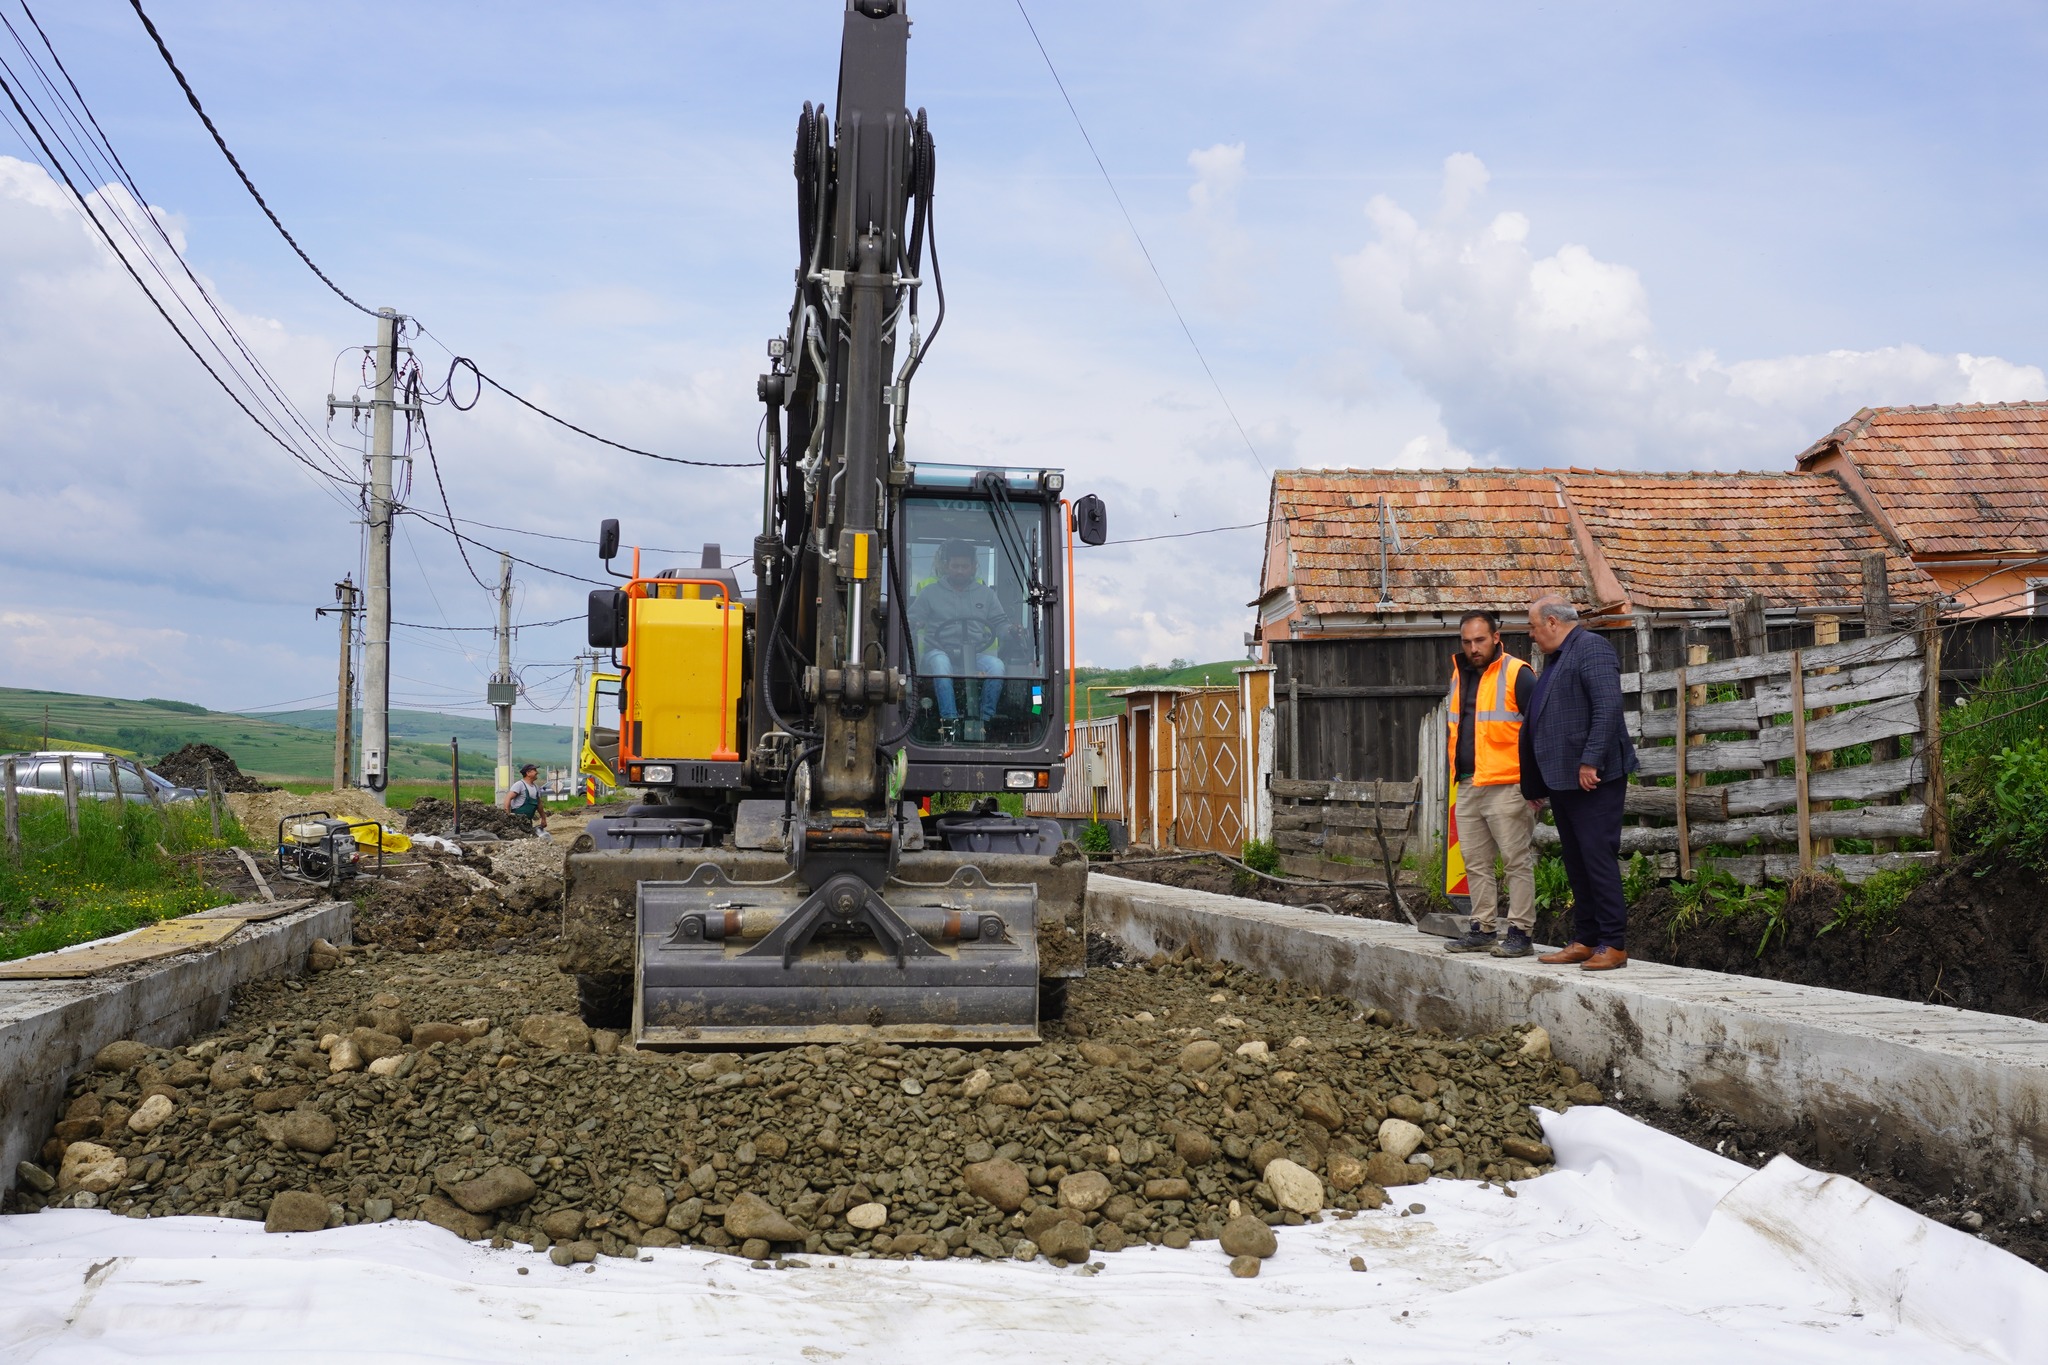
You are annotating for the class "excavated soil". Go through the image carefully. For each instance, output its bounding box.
[1531,852,2048,1024]
[1101,855,1409,922]
[11,941,1592,1267]
[405,797,536,842]
[152,743,275,793]
[351,841,564,954]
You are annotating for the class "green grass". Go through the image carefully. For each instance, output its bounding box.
[1073,660,1252,719]
[0,686,570,783]
[0,795,246,962]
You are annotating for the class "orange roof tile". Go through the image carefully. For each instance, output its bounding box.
[1553,469,1933,611]
[1797,403,2048,556]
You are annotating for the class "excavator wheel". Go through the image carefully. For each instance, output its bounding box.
[577,972,633,1030]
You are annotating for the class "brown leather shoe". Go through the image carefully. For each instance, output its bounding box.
[1538,943,1595,965]
[1581,947,1629,971]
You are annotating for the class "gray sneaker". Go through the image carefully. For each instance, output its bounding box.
[1490,928,1534,958]
[1443,925,1497,953]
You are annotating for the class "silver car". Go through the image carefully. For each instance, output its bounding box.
[0,751,201,803]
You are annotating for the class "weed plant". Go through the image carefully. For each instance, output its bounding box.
[0,795,243,961]
[1944,639,2048,868]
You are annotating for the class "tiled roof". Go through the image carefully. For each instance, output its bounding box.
[1265,467,1936,617]
[1267,470,1592,615]
[1555,469,1933,611]
[1797,403,2048,556]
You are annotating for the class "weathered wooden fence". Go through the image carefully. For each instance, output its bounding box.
[1532,626,1944,883]
[1268,777,1418,882]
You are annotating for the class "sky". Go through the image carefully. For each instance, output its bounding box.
[3,0,2048,724]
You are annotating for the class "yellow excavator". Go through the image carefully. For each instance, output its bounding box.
[562,0,1109,1047]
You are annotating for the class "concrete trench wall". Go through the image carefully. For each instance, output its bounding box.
[1088,874,2048,1212]
[0,902,351,1192]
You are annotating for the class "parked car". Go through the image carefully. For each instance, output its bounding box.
[0,751,201,803]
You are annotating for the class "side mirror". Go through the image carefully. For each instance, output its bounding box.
[1071,494,1108,547]
[587,588,628,649]
[598,518,621,562]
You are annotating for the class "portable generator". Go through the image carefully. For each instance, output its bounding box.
[276,811,385,889]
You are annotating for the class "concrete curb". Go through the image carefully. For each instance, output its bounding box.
[1089,874,2048,1211]
[0,900,351,1192]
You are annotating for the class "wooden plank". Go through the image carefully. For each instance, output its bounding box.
[1673,665,1691,879]
[1809,615,1840,860]
[0,915,250,979]
[233,847,278,902]
[1285,684,1451,700]
[1635,696,1922,776]
[2,756,17,862]
[1275,822,1413,855]
[190,897,311,922]
[1628,629,1918,694]
[1269,777,1330,800]
[61,755,78,838]
[1920,611,1950,860]
[1325,779,1418,805]
[1535,803,1928,853]
[1698,849,1939,887]
[1721,753,1925,816]
[1274,806,1414,833]
[1633,659,1927,739]
[1790,650,1812,873]
[1625,783,1726,822]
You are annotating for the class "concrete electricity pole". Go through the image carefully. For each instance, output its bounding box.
[493,553,515,803]
[328,307,405,801]
[568,650,589,802]
[315,577,358,790]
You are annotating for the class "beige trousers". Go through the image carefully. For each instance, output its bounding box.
[1456,780,1537,933]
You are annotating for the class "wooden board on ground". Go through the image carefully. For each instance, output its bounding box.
[0,900,310,979]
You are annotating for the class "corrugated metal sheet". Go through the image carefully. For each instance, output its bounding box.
[1026,717,1124,820]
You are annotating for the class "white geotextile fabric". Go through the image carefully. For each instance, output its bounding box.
[1,1106,2040,1363]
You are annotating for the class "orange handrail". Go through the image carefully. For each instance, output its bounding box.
[1063,499,1077,760]
[619,569,740,765]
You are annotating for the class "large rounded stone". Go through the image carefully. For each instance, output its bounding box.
[411,1021,470,1046]
[519,1014,592,1054]
[1036,1220,1095,1262]
[846,1202,888,1231]
[442,1166,537,1214]
[1143,1177,1191,1201]
[1378,1118,1426,1161]
[1057,1171,1113,1213]
[1177,1040,1223,1073]
[421,1195,494,1240]
[1297,1083,1345,1131]
[1218,1214,1277,1259]
[93,1040,147,1073]
[126,1093,175,1135]
[1174,1128,1216,1165]
[58,1142,125,1194]
[987,1082,1032,1108]
[1364,1152,1424,1188]
[1229,1254,1262,1278]
[539,1208,585,1240]
[1517,1027,1552,1061]
[1326,1152,1367,1192]
[349,1028,404,1063]
[278,1109,338,1155]
[1502,1137,1554,1165]
[1263,1158,1324,1214]
[619,1184,668,1227]
[962,1158,1029,1212]
[264,1190,330,1233]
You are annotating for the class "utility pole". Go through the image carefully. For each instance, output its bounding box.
[568,650,589,802]
[492,553,515,803]
[314,577,358,791]
[327,307,409,802]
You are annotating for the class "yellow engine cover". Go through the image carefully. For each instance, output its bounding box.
[630,596,744,760]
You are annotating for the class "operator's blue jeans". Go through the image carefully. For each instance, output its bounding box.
[923,650,1004,721]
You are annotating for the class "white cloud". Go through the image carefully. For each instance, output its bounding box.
[1338,154,2048,468]
[1186,142,1252,312]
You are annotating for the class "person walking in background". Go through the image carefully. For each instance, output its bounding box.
[1522,595,1637,970]
[1441,611,1539,958]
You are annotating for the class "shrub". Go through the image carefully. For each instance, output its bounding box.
[1977,738,2048,870]
[1534,853,1574,913]
[1079,820,1112,854]
[1238,838,1280,874]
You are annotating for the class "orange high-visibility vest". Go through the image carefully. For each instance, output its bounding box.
[1447,652,1529,787]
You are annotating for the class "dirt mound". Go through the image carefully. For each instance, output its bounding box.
[19,945,1591,1265]
[152,743,274,793]
[352,854,560,953]
[1529,852,2048,1023]
[227,788,391,844]
[405,795,535,841]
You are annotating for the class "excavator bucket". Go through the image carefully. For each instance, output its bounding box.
[560,841,1088,1048]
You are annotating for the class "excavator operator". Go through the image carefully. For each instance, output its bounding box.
[910,539,1018,742]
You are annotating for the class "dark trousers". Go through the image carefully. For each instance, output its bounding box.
[1550,777,1628,949]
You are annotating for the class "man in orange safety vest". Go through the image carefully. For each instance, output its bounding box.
[1442,610,1539,957]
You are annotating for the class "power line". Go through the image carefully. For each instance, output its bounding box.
[433,355,763,470]
[1012,0,1266,473]
[394,615,580,633]
[124,0,375,317]
[1107,519,1268,546]
[399,507,608,587]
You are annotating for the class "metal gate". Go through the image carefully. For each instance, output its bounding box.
[1170,690,1243,853]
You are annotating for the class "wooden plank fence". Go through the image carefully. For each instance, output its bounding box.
[1269,776,1418,882]
[1534,624,1945,884]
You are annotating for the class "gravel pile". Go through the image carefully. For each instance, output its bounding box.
[405,797,536,842]
[15,941,1599,1270]
[152,743,275,793]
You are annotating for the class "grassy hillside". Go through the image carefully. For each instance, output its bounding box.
[0,687,565,782]
[259,708,573,769]
[1072,659,1254,718]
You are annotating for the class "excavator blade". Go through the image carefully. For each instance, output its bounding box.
[633,858,1043,1046]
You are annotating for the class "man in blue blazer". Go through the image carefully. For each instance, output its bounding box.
[1520,595,1638,970]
